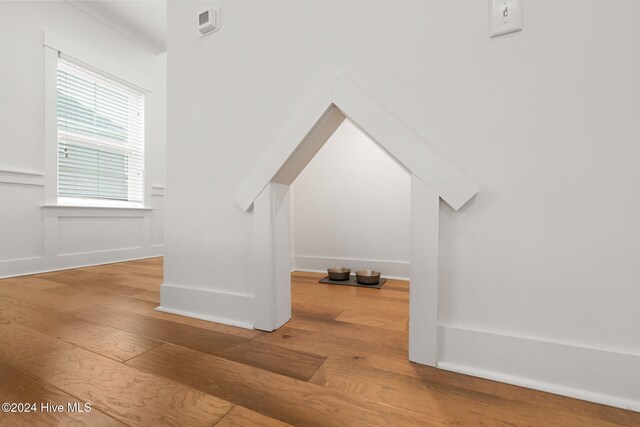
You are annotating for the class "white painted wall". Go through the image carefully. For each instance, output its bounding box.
[290,120,411,278]
[0,1,165,278]
[165,0,640,410]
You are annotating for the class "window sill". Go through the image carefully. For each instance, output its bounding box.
[41,204,153,211]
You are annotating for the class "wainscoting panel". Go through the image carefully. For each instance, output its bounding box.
[151,194,165,247]
[0,182,45,261]
[0,178,164,279]
[57,216,145,256]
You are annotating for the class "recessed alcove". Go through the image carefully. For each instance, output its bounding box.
[290,118,411,279]
[237,75,477,366]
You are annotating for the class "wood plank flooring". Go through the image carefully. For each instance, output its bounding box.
[0,258,637,426]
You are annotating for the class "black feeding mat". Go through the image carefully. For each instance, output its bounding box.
[319,276,386,289]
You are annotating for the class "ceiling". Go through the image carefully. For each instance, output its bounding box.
[68,1,167,55]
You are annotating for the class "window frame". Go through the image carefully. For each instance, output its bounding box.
[43,31,152,210]
[56,56,145,204]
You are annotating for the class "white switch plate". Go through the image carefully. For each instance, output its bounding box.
[490,0,523,38]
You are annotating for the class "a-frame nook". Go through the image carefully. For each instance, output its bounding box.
[237,75,477,366]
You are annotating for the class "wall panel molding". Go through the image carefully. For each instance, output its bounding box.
[0,168,45,176]
[0,169,45,187]
[1,204,162,279]
[57,216,145,256]
[151,186,165,196]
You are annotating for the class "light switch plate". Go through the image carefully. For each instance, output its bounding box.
[490,0,523,38]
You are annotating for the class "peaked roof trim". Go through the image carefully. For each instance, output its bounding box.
[236,75,477,211]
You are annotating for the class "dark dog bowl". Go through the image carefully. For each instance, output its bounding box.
[327,267,351,281]
[355,270,381,285]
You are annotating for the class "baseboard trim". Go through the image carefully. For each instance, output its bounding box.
[437,361,640,413]
[159,283,254,330]
[293,255,409,280]
[155,305,254,330]
[437,325,640,412]
[0,246,164,279]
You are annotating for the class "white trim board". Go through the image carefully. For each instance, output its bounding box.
[0,247,163,280]
[155,306,254,330]
[159,283,255,329]
[437,325,640,412]
[151,186,165,196]
[43,31,153,92]
[236,75,477,212]
[0,168,44,176]
[42,205,153,212]
[0,171,45,187]
[293,255,410,280]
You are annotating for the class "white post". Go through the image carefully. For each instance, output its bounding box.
[409,174,440,366]
[271,183,292,327]
[252,183,291,331]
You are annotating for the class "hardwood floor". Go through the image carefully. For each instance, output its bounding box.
[0,258,637,426]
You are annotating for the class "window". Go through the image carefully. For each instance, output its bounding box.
[56,56,145,203]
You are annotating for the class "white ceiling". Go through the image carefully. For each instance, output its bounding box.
[68,1,167,55]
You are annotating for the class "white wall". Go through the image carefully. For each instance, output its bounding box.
[290,120,411,278]
[165,0,640,410]
[0,1,165,278]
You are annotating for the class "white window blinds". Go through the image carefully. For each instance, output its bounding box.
[56,55,145,202]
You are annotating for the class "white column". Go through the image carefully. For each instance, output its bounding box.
[271,183,292,327]
[409,174,440,366]
[252,182,291,331]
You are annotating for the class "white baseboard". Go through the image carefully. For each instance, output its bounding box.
[0,246,164,279]
[437,325,640,412]
[293,255,409,280]
[159,283,254,329]
[155,305,254,330]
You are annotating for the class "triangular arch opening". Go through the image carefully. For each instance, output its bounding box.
[237,75,477,212]
[248,75,477,367]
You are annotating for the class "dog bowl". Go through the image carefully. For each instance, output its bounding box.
[327,267,351,281]
[355,270,381,285]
